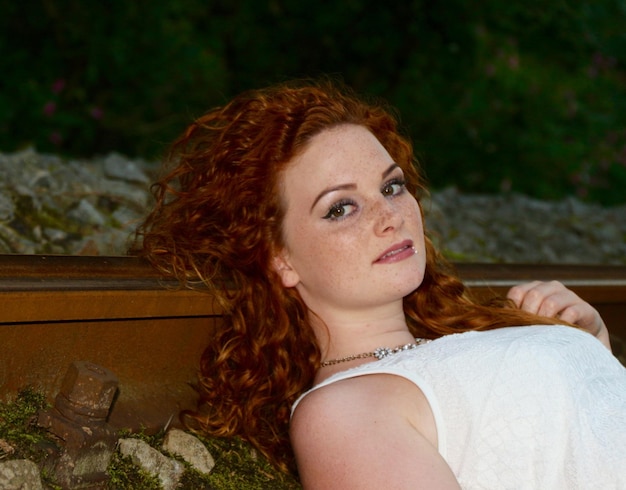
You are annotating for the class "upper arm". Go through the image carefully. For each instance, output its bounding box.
[290,378,461,490]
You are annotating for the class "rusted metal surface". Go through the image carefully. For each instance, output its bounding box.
[0,255,218,322]
[0,255,220,431]
[54,361,119,424]
[0,254,165,289]
[38,361,119,488]
[1,255,625,433]
[457,262,626,299]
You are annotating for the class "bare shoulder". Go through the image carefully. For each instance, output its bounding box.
[292,374,430,433]
[290,374,460,489]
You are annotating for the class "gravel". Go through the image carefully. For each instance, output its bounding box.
[1,148,624,263]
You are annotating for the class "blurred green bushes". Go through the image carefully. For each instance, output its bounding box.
[1,0,625,204]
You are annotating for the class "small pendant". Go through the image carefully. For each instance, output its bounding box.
[373,347,393,360]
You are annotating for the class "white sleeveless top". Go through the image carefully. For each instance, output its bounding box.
[292,326,626,489]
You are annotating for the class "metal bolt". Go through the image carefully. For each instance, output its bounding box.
[38,361,119,488]
[55,361,118,424]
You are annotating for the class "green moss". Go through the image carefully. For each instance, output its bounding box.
[106,452,162,490]
[117,427,166,447]
[194,435,301,490]
[12,195,83,238]
[0,387,57,463]
[40,469,63,490]
[1,390,301,489]
[111,431,301,490]
[174,462,215,489]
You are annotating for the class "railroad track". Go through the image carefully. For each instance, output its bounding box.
[1,255,625,431]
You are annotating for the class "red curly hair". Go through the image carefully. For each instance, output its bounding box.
[133,79,564,473]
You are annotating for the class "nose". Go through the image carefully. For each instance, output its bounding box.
[373,198,403,235]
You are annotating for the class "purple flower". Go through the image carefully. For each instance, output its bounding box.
[51,79,66,94]
[49,131,63,145]
[89,107,104,120]
[507,55,519,70]
[43,101,56,117]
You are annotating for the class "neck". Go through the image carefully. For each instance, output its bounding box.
[308,305,414,369]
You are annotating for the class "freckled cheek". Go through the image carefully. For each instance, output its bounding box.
[405,200,423,225]
[299,231,362,273]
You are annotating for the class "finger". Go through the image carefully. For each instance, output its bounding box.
[509,281,585,319]
[557,303,602,334]
[516,285,601,332]
[557,304,586,326]
[508,281,609,348]
[506,280,542,307]
[507,280,564,315]
[534,289,580,319]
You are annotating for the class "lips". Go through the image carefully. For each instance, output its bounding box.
[374,240,415,263]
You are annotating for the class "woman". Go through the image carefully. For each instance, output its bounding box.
[134,79,625,488]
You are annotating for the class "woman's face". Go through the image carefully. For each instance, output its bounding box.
[274,124,426,319]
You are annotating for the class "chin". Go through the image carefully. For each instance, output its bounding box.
[404,274,425,296]
[392,277,423,299]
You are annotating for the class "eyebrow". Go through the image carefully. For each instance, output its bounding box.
[310,162,400,212]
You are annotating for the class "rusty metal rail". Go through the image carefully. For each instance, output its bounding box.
[1,255,625,431]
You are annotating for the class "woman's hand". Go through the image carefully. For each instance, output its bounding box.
[507,280,611,350]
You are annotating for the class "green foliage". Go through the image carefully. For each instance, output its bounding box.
[0,388,55,462]
[1,0,226,158]
[110,431,301,489]
[2,0,625,203]
[193,434,301,489]
[106,452,163,490]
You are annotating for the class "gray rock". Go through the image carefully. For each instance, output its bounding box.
[43,227,68,243]
[162,428,216,475]
[67,199,107,227]
[118,438,184,490]
[0,150,624,262]
[73,228,133,256]
[425,187,626,265]
[0,192,14,221]
[99,179,150,211]
[0,223,37,254]
[0,459,43,490]
[104,153,150,184]
[112,206,143,230]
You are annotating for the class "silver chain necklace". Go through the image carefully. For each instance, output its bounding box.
[320,338,431,367]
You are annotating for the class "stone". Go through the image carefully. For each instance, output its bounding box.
[118,438,185,490]
[0,191,14,221]
[43,227,68,243]
[0,223,37,254]
[0,459,43,490]
[99,180,150,211]
[0,150,624,262]
[103,153,150,184]
[162,428,216,475]
[68,199,106,227]
[37,361,119,488]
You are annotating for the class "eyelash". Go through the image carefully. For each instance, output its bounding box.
[322,177,407,221]
[382,178,407,197]
[323,198,356,220]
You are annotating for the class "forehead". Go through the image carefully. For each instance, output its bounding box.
[277,124,397,216]
[284,124,393,182]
